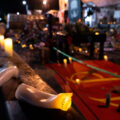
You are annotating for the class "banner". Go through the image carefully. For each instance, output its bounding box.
[68,0,81,23]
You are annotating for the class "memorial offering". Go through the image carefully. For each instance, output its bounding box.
[15,83,73,111]
[4,38,13,57]
[0,66,19,86]
[0,35,4,50]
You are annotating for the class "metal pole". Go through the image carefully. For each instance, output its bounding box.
[26,4,29,14]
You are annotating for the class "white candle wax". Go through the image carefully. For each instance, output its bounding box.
[15,83,73,111]
[4,38,13,56]
[0,35,4,49]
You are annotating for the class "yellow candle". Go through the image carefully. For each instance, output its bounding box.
[4,38,13,56]
[78,48,82,52]
[16,40,21,44]
[21,44,26,48]
[95,32,100,35]
[0,35,4,49]
[75,79,81,84]
[63,59,67,67]
[29,44,34,50]
[68,57,72,63]
[104,55,108,61]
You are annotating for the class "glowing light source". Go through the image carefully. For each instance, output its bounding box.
[68,57,72,63]
[15,83,73,111]
[43,0,47,5]
[75,79,81,84]
[43,27,48,31]
[110,29,114,33]
[64,0,68,4]
[78,48,82,52]
[16,12,20,15]
[0,35,4,50]
[104,55,108,61]
[77,19,81,23]
[4,38,13,56]
[21,44,26,48]
[49,93,73,111]
[63,59,67,67]
[17,41,21,44]
[95,32,100,35]
[29,44,34,50]
[22,0,27,5]
[85,50,88,53]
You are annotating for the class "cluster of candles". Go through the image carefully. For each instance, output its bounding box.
[63,57,72,67]
[0,35,13,57]
[74,47,89,55]
[63,58,81,84]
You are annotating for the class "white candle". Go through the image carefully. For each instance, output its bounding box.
[4,38,13,56]
[0,66,19,86]
[63,59,67,67]
[0,35,4,49]
[15,83,73,111]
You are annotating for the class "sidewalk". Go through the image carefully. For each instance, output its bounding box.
[13,45,120,119]
[0,50,83,120]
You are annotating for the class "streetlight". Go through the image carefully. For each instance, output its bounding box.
[22,0,28,14]
[42,0,48,12]
[43,0,47,5]
[22,0,27,5]
[16,12,20,15]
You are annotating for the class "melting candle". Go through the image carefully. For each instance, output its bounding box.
[4,38,13,56]
[63,59,67,67]
[0,35,4,50]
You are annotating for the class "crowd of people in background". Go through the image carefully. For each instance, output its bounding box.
[1,13,120,60]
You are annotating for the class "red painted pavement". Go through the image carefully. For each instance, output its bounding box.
[46,60,120,120]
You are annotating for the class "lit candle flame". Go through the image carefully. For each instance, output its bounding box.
[0,35,4,50]
[104,55,108,61]
[95,32,100,35]
[68,57,72,63]
[29,44,34,50]
[63,59,67,67]
[75,79,81,84]
[4,38,13,56]
[22,44,26,48]
[79,48,82,52]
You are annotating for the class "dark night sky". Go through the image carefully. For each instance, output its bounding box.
[0,0,59,14]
